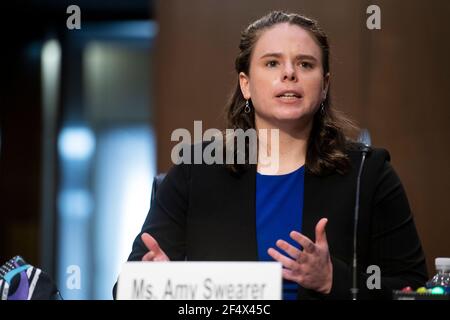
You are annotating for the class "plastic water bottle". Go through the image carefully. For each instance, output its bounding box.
[426,257,450,294]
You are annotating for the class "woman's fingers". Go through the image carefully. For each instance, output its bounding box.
[141,233,170,261]
[315,218,329,246]
[290,231,316,253]
[142,251,155,261]
[141,233,162,253]
[276,239,302,261]
[267,248,297,270]
[268,220,332,291]
[268,249,306,284]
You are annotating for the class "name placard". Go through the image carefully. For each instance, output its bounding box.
[116,261,282,300]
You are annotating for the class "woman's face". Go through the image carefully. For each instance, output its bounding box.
[240,23,329,129]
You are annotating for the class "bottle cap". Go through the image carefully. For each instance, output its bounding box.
[431,287,445,295]
[416,287,427,293]
[401,286,412,292]
[435,257,450,270]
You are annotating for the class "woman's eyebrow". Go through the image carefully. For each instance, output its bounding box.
[259,52,318,62]
[259,52,283,59]
[295,54,318,62]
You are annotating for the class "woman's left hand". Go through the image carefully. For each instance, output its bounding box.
[267,218,333,294]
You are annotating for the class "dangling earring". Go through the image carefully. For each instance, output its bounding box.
[320,102,325,115]
[244,99,251,114]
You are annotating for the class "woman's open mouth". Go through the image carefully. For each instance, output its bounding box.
[275,92,303,103]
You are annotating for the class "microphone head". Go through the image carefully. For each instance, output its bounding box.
[358,128,372,147]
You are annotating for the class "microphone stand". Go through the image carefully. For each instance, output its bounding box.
[351,142,371,300]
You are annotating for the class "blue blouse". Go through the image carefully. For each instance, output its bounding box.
[256,165,305,300]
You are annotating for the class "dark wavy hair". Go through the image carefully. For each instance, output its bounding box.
[224,11,358,175]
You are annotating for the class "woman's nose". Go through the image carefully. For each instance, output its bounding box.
[282,63,297,82]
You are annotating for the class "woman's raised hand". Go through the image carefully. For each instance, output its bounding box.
[267,218,333,294]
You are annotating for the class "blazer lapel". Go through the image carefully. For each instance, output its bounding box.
[302,170,325,242]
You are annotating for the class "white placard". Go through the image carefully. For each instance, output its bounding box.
[116,261,282,300]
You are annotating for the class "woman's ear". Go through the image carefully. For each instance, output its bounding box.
[322,72,330,100]
[239,72,251,100]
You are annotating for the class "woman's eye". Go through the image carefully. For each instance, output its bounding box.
[300,62,313,69]
[266,60,278,68]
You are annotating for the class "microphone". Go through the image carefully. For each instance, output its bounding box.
[351,129,372,300]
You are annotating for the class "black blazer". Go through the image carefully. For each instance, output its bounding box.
[120,142,428,300]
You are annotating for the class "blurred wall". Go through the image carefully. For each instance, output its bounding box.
[0,1,153,280]
[154,0,450,274]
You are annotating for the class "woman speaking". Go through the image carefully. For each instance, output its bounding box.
[117,11,428,300]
